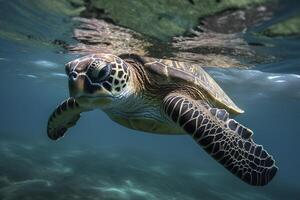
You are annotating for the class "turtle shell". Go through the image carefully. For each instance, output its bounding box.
[119,54,244,115]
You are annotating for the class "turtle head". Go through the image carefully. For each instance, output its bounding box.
[65,54,131,108]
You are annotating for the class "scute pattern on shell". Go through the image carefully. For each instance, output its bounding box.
[144,57,244,114]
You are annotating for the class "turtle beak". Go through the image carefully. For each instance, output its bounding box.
[68,72,85,97]
[68,72,110,99]
[68,73,113,107]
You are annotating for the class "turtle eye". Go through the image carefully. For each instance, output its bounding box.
[87,62,111,84]
[96,64,111,82]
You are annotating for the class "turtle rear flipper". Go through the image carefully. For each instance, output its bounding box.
[162,93,278,186]
[47,98,86,140]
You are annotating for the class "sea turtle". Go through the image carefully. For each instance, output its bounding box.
[47,53,277,186]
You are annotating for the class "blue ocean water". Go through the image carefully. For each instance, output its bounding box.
[0,1,300,200]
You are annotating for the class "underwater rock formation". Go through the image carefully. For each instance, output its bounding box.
[68,1,275,67]
[0,0,280,67]
[78,0,271,39]
[68,17,151,56]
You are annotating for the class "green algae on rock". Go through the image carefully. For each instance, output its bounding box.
[263,15,300,37]
[81,0,271,40]
[69,3,275,68]
[0,0,276,67]
[68,17,248,68]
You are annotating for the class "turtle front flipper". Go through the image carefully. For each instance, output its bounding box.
[162,93,278,186]
[47,98,87,140]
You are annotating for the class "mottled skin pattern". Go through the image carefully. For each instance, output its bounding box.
[162,94,276,186]
[47,98,81,140]
[47,53,278,186]
[65,54,130,96]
